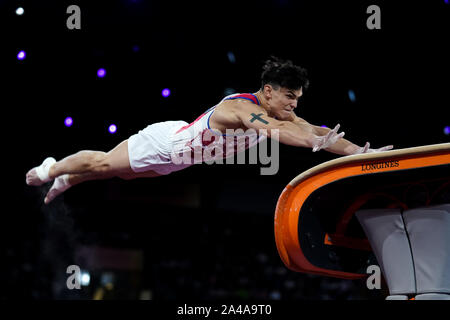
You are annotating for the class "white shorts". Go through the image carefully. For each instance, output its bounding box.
[127,120,193,175]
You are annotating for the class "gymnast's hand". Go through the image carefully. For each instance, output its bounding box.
[354,142,394,154]
[312,124,345,152]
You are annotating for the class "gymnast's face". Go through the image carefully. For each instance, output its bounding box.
[263,85,303,120]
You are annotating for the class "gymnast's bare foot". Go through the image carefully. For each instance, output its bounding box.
[26,157,56,186]
[44,174,71,204]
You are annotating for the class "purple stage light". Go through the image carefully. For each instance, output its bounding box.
[17,50,26,60]
[97,68,106,78]
[444,126,450,136]
[108,124,117,134]
[64,117,73,127]
[162,88,171,97]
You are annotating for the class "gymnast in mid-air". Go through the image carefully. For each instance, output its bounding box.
[26,56,393,204]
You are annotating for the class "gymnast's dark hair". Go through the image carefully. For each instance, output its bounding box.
[261,56,309,91]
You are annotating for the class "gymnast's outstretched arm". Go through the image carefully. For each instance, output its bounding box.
[293,116,393,155]
[234,102,345,152]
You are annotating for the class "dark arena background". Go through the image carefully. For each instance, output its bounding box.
[1,0,449,306]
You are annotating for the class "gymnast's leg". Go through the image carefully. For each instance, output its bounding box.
[26,140,161,204]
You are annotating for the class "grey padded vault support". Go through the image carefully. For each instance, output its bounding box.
[355,208,416,295]
[356,204,450,300]
[402,204,450,295]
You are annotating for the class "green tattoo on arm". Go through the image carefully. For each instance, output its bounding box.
[250,113,269,124]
